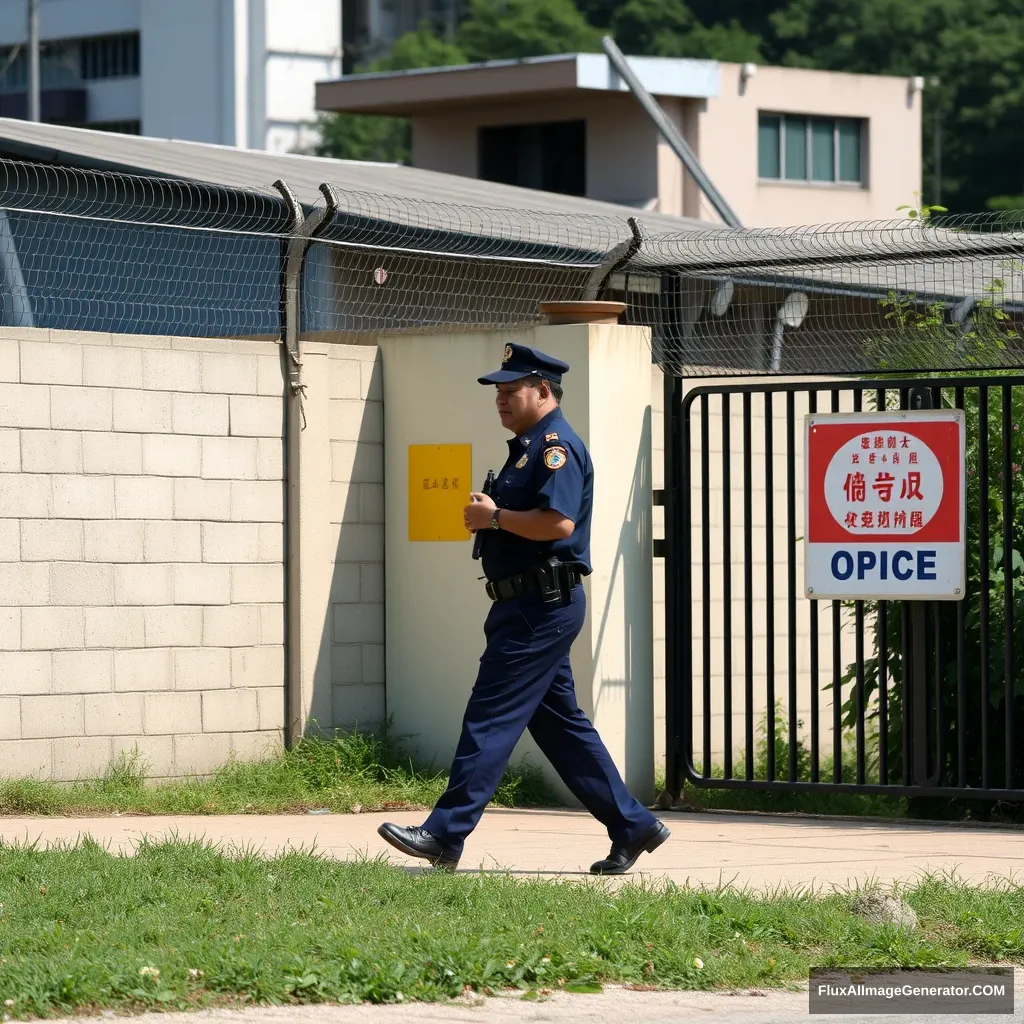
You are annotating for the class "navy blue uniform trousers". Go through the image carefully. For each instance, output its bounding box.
[421,584,659,856]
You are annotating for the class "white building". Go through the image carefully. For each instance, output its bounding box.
[0,0,341,153]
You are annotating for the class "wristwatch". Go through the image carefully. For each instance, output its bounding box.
[489,508,501,530]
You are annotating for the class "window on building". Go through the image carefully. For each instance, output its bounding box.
[80,33,140,79]
[0,32,140,94]
[70,120,141,135]
[758,114,864,184]
[478,120,586,197]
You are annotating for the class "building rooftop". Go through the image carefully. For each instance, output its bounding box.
[0,116,714,248]
[314,52,721,117]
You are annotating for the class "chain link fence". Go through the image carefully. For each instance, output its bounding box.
[2,157,1023,378]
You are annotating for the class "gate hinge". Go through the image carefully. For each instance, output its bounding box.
[653,489,665,506]
[653,538,666,558]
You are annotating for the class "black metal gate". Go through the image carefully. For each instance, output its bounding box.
[662,373,1024,802]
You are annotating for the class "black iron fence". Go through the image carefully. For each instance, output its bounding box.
[662,373,1024,802]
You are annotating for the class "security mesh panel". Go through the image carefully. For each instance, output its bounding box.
[623,215,1024,378]
[2,156,1023,380]
[0,160,289,336]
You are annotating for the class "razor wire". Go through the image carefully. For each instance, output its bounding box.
[625,214,1024,378]
[0,158,611,338]
[3,156,1024,377]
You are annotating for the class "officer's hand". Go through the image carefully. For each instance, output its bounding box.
[464,493,496,532]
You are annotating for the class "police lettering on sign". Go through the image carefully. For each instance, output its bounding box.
[804,409,966,601]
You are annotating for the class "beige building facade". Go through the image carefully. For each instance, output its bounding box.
[315,53,923,228]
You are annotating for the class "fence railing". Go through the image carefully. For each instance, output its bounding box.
[665,374,1024,800]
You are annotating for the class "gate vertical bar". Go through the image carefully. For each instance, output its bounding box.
[743,394,754,779]
[664,371,683,797]
[808,390,820,783]
[876,386,889,785]
[979,386,991,789]
[932,383,947,784]
[1002,385,1014,789]
[701,395,712,777]
[786,392,797,780]
[853,387,865,785]
[722,393,733,779]
[765,392,776,782]
[831,388,843,783]
[955,385,966,787]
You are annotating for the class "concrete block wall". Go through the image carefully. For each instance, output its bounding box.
[0,327,289,780]
[327,344,385,730]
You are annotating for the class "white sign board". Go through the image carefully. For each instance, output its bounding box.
[804,410,966,601]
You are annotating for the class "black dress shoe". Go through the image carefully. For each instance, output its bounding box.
[589,821,670,875]
[377,822,460,871]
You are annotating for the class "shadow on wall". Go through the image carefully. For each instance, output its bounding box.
[310,350,386,739]
[589,404,655,804]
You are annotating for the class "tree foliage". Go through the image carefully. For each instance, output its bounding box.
[316,0,1024,211]
[455,0,602,61]
[316,27,467,164]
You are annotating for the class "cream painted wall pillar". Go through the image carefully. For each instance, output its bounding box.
[380,323,654,805]
[295,342,334,734]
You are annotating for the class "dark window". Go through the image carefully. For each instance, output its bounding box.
[80,33,140,79]
[0,32,140,94]
[73,119,141,135]
[478,120,586,197]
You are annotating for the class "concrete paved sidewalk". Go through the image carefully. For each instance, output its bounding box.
[1,807,1022,890]
[44,980,1024,1023]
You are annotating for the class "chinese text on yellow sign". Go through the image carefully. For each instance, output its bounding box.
[408,444,472,542]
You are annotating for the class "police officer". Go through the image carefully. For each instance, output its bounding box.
[377,342,669,875]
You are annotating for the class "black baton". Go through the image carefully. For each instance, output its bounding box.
[471,469,495,560]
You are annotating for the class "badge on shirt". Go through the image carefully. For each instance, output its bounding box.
[515,454,529,469]
[545,432,559,441]
[543,446,568,470]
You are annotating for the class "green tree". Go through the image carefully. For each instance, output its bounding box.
[610,0,762,60]
[768,0,1024,211]
[455,0,602,61]
[574,0,620,29]
[316,26,467,164]
[373,25,469,70]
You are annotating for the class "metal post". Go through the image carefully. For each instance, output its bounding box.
[601,34,742,229]
[27,0,40,122]
[906,386,940,785]
[663,370,684,800]
[272,179,336,747]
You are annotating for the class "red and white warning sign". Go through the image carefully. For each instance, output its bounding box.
[804,410,966,600]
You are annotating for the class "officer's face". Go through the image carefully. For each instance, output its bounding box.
[495,380,546,435]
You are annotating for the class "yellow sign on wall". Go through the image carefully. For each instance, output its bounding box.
[408,444,473,542]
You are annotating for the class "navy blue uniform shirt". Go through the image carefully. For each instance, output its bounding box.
[480,406,593,581]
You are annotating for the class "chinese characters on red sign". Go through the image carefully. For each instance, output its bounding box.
[841,434,928,531]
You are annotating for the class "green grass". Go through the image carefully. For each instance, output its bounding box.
[0,721,560,818]
[0,839,1021,1017]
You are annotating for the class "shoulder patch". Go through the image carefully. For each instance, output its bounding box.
[544,432,559,441]
[543,446,568,470]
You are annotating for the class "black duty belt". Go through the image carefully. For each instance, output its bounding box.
[485,561,583,603]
